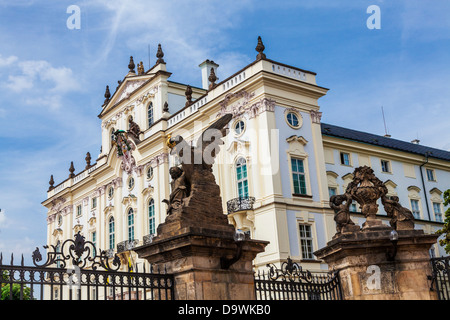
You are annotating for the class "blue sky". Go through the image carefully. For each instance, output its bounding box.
[0,0,449,263]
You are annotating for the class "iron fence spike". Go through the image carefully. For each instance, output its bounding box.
[0,252,2,265]
[21,254,24,266]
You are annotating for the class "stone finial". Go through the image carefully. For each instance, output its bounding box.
[163,101,169,113]
[138,61,145,75]
[128,56,136,73]
[185,85,193,107]
[156,44,165,64]
[104,85,111,105]
[85,152,92,170]
[69,161,75,178]
[208,67,217,90]
[255,36,266,60]
[48,175,55,191]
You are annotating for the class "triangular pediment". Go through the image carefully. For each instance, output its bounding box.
[100,76,149,117]
[99,63,172,118]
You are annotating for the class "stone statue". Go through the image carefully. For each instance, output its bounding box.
[381,195,415,230]
[162,167,188,216]
[127,116,142,144]
[160,114,233,228]
[329,166,416,238]
[346,166,388,230]
[330,194,360,237]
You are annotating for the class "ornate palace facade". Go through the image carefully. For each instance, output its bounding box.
[42,38,449,275]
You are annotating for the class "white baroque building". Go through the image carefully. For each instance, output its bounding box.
[42,39,449,277]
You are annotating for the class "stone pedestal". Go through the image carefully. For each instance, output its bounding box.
[134,226,268,300]
[314,229,438,300]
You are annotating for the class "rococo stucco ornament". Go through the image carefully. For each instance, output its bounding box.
[111,129,136,174]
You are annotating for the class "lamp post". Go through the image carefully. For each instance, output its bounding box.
[386,229,399,261]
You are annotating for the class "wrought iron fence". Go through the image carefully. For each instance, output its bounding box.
[429,255,450,300]
[0,232,174,300]
[254,257,343,300]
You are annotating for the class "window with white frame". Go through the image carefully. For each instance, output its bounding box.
[340,152,351,166]
[433,202,443,222]
[236,157,249,198]
[381,160,391,173]
[291,158,307,195]
[298,224,314,260]
[410,199,421,219]
[426,169,436,181]
[92,231,97,257]
[148,199,155,235]
[76,205,82,217]
[92,197,97,209]
[127,208,135,241]
[108,186,114,199]
[109,217,115,250]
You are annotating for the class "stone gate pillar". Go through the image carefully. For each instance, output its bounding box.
[314,229,438,300]
[134,226,268,300]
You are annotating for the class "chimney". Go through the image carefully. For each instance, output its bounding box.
[199,60,219,90]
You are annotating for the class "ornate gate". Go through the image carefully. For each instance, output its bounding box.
[429,256,450,300]
[0,233,174,300]
[254,257,343,300]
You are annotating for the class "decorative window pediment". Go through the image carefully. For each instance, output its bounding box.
[286,135,308,156]
[142,186,154,197]
[122,194,137,207]
[384,180,398,197]
[430,187,443,202]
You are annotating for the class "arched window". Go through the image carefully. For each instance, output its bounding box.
[148,102,154,128]
[127,208,134,241]
[108,217,115,250]
[236,157,249,198]
[148,199,155,235]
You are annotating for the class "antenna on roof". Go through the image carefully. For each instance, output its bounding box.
[381,106,391,137]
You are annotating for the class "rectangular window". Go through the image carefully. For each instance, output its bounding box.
[236,159,249,198]
[381,160,391,173]
[340,152,350,166]
[410,199,421,219]
[76,205,82,217]
[92,197,97,209]
[92,231,97,257]
[128,213,134,242]
[426,169,436,181]
[328,187,337,197]
[299,224,314,260]
[433,202,442,222]
[291,158,307,195]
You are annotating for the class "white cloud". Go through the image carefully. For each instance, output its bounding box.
[0,54,18,67]
[86,0,255,83]
[1,56,81,109]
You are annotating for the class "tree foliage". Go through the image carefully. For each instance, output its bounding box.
[1,270,32,300]
[436,189,450,254]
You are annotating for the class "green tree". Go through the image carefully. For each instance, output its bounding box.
[1,270,32,300]
[436,189,450,254]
